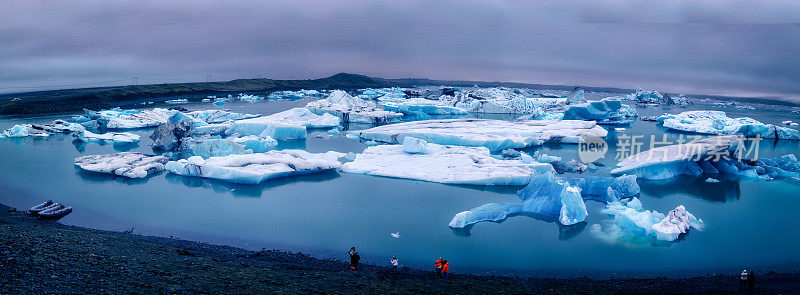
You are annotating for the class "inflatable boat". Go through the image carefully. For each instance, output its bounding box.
[37,203,72,219]
[28,200,54,215]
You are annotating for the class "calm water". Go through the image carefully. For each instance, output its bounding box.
[0,95,799,278]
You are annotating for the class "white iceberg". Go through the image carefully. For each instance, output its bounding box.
[74,152,169,178]
[306,90,403,124]
[233,107,339,129]
[657,111,800,140]
[381,98,467,116]
[74,130,141,143]
[448,203,522,228]
[165,99,189,104]
[592,199,703,242]
[187,110,260,123]
[355,118,608,151]
[402,137,427,154]
[86,108,172,129]
[268,89,322,100]
[165,150,344,184]
[181,136,278,158]
[611,135,741,180]
[564,99,637,125]
[341,143,555,185]
[237,93,264,103]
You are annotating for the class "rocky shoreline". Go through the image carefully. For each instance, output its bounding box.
[1,203,798,294]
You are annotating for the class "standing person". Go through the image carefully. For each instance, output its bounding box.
[442,259,450,279]
[348,247,360,270]
[740,269,748,292]
[435,257,443,278]
[747,271,756,294]
[390,254,399,271]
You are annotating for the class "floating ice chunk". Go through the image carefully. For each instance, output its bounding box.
[165,99,189,104]
[262,124,306,140]
[237,93,264,103]
[74,152,169,178]
[624,88,663,104]
[705,178,721,183]
[182,136,277,158]
[517,173,587,225]
[382,99,467,116]
[268,89,322,100]
[592,200,703,242]
[611,135,741,180]
[355,118,608,151]
[1,125,31,138]
[306,90,403,124]
[652,205,704,241]
[564,99,637,125]
[402,137,427,154]
[565,88,586,104]
[87,108,172,129]
[390,232,400,238]
[150,122,194,151]
[448,203,522,228]
[657,111,799,140]
[165,150,344,184]
[565,174,640,202]
[68,115,91,123]
[341,143,555,185]
[187,110,260,123]
[74,130,140,143]
[535,153,561,163]
[234,108,339,129]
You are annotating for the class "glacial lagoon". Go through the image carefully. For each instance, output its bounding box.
[1,93,799,278]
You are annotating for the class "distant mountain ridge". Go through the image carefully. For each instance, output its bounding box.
[0,73,794,115]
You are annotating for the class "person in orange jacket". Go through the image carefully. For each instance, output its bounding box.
[434,257,443,278]
[442,259,450,279]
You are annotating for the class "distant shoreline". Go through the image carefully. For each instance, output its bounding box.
[1,73,795,115]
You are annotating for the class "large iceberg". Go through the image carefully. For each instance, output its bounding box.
[186,110,260,123]
[85,108,172,129]
[74,152,169,178]
[341,142,555,185]
[381,98,467,116]
[150,121,194,151]
[563,99,638,125]
[306,90,403,124]
[181,136,277,158]
[73,130,141,143]
[612,135,800,180]
[591,199,703,242]
[233,107,340,129]
[355,118,608,151]
[657,111,799,140]
[268,89,322,100]
[449,173,640,229]
[1,120,87,138]
[165,150,344,184]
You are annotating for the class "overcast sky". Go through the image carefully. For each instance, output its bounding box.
[2,0,799,101]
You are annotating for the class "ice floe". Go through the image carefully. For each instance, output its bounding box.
[165,150,344,184]
[181,136,278,158]
[85,108,172,129]
[306,90,403,124]
[381,98,467,116]
[186,110,260,124]
[657,110,800,140]
[74,152,169,178]
[564,99,638,125]
[341,143,555,185]
[233,108,340,129]
[74,130,141,144]
[268,90,322,100]
[591,199,703,242]
[355,118,608,151]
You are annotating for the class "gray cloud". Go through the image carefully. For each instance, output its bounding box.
[1,0,799,101]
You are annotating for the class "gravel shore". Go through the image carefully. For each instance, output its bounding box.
[1,203,798,294]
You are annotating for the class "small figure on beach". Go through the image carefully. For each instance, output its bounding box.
[740,269,748,292]
[442,259,450,279]
[390,254,399,271]
[746,271,756,294]
[348,247,360,270]
[435,257,443,278]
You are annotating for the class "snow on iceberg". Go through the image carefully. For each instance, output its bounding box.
[341,143,555,185]
[74,152,169,178]
[355,118,608,151]
[165,150,344,184]
[86,108,172,129]
[233,107,340,129]
[187,110,260,123]
[381,98,467,116]
[591,199,703,242]
[657,110,799,140]
[237,93,264,103]
[74,130,141,144]
[564,99,638,125]
[402,137,427,154]
[268,89,322,100]
[306,90,403,124]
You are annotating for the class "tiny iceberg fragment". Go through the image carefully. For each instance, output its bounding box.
[355,118,608,151]
[74,152,170,178]
[165,150,344,184]
[341,141,555,185]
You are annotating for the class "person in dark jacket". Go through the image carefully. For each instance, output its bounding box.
[348,247,360,270]
[746,271,756,294]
